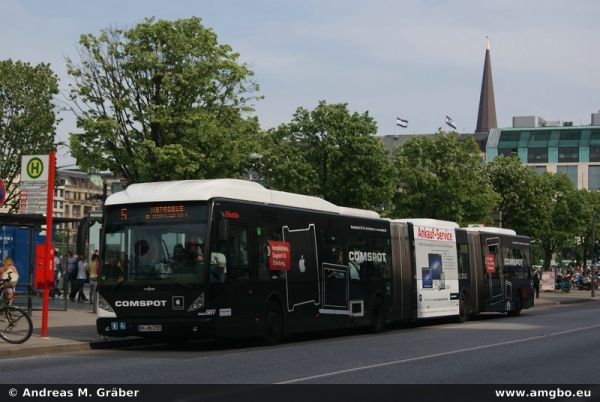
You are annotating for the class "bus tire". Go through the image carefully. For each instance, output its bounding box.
[369,298,386,333]
[508,295,522,317]
[457,293,469,323]
[262,301,284,345]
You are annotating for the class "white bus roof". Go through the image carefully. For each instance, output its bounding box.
[391,218,459,229]
[105,179,380,219]
[463,226,517,236]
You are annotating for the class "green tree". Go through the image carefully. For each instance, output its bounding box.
[67,17,261,184]
[536,172,588,270]
[0,60,59,212]
[485,155,544,236]
[258,101,395,212]
[391,131,498,225]
[581,190,600,265]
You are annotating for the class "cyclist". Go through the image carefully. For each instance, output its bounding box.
[1,257,19,305]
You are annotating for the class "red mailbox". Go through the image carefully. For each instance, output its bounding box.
[34,244,55,289]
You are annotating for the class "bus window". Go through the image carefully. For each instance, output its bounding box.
[485,240,502,280]
[503,247,530,281]
[347,234,389,281]
[209,223,251,283]
[349,262,361,280]
[457,243,469,280]
[256,225,283,281]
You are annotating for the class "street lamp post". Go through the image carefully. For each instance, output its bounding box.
[591,212,597,298]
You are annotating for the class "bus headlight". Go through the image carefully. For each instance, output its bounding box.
[187,293,205,312]
[97,293,116,317]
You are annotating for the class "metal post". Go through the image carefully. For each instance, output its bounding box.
[592,212,597,298]
[27,228,34,316]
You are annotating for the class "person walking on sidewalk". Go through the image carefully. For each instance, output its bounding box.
[533,271,540,298]
[75,254,89,303]
[67,251,79,301]
[51,253,63,299]
[89,250,99,305]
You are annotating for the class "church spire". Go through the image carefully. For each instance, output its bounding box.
[476,37,497,133]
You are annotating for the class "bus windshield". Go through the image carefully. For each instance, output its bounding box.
[100,203,208,286]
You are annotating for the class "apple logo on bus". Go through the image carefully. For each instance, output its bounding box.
[299,255,306,273]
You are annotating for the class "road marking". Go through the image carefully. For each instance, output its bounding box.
[276,323,600,384]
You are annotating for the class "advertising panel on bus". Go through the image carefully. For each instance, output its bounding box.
[413,225,460,318]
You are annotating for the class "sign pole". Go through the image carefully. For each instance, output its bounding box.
[41,151,55,337]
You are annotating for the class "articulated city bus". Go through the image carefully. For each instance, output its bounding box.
[96,179,533,343]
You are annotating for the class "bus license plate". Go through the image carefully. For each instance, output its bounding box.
[138,324,162,332]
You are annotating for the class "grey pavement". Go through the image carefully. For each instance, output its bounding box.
[0,289,598,359]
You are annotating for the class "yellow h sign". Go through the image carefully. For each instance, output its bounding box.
[27,157,44,179]
[21,155,49,182]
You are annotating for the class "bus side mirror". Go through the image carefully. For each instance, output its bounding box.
[218,215,229,242]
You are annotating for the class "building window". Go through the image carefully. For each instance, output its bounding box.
[527,148,548,163]
[589,166,600,190]
[558,147,579,163]
[498,148,518,157]
[590,146,600,163]
[557,165,578,187]
[528,166,546,174]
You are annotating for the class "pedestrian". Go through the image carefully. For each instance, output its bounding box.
[533,271,540,299]
[75,254,89,303]
[51,253,63,299]
[67,251,79,301]
[1,256,19,305]
[89,250,99,305]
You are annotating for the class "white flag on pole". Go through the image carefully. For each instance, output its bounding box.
[396,117,408,128]
[445,115,457,130]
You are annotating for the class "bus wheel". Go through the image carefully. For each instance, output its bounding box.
[263,301,284,345]
[369,299,386,333]
[457,293,469,323]
[508,296,522,317]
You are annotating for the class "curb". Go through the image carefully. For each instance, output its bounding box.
[1,342,91,359]
[89,337,162,349]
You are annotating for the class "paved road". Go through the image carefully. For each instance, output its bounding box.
[2,301,599,384]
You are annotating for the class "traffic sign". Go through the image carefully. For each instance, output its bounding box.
[0,179,6,207]
[20,155,50,214]
[21,155,49,182]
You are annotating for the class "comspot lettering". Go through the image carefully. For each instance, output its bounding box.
[115,300,167,307]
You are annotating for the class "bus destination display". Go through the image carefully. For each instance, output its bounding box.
[108,204,207,224]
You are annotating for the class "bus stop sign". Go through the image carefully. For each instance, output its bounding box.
[0,179,5,207]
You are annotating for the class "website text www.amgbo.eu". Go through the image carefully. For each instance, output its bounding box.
[495,387,592,400]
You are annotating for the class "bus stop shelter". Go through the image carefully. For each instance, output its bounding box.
[0,213,81,313]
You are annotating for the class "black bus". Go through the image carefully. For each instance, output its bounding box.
[97,179,391,343]
[96,180,533,343]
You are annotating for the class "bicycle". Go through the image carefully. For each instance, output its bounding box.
[0,273,33,344]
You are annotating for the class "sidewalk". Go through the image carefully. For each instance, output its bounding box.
[0,297,137,359]
[0,290,598,358]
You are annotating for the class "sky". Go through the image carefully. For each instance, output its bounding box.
[2,0,600,166]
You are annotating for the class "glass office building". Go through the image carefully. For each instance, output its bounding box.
[486,119,600,189]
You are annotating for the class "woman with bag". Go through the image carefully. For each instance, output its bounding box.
[75,255,89,303]
[1,257,19,305]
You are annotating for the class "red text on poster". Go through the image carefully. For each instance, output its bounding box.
[268,241,291,271]
[484,252,496,274]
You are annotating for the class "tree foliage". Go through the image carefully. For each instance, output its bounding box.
[0,59,59,212]
[487,156,590,268]
[258,101,395,212]
[391,131,498,225]
[485,155,545,236]
[535,172,588,269]
[67,17,261,183]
